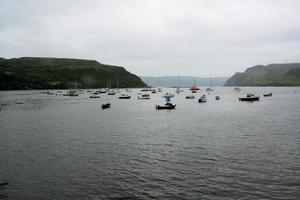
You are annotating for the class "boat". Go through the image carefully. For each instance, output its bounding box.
[263,92,272,97]
[138,96,150,100]
[190,85,199,93]
[98,89,107,93]
[186,95,195,99]
[215,96,220,100]
[198,95,207,103]
[102,103,110,109]
[234,87,242,92]
[156,103,176,110]
[107,90,116,95]
[141,88,153,92]
[138,93,150,100]
[90,95,100,98]
[119,94,131,99]
[206,78,214,91]
[158,88,162,92]
[151,90,157,94]
[65,90,79,96]
[239,94,260,101]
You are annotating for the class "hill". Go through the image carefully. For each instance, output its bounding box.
[141,76,228,87]
[224,63,300,86]
[0,57,146,90]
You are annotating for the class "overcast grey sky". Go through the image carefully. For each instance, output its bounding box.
[1,0,300,76]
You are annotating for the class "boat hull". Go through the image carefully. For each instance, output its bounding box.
[156,105,176,110]
[239,97,260,101]
[102,103,111,109]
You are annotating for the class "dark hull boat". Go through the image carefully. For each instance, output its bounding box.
[90,95,100,98]
[156,103,176,110]
[102,103,111,109]
[263,93,272,97]
[239,94,260,101]
[239,96,260,101]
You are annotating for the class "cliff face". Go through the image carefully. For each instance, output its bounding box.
[0,57,147,90]
[224,63,300,86]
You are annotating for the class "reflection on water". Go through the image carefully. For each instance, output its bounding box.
[0,87,300,199]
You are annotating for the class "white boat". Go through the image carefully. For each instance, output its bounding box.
[198,95,207,103]
[186,95,195,99]
[119,93,131,99]
[107,90,116,95]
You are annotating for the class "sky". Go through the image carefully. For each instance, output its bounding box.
[1,0,300,77]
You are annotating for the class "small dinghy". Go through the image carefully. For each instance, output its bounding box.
[198,95,207,103]
[239,94,260,101]
[102,103,111,109]
[186,95,195,99]
[263,92,272,97]
[156,103,176,110]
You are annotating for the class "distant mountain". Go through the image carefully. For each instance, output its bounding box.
[224,63,300,86]
[0,57,147,90]
[141,76,228,87]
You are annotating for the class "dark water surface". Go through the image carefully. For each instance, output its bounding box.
[0,87,300,199]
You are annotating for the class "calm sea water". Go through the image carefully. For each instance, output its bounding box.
[0,87,300,199]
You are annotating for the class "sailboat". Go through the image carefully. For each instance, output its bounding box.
[206,78,214,91]
[176,76,184,94]
[190,77,199,93]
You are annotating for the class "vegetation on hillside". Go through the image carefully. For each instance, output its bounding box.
[0,57,147,90]
[224,63,300,86]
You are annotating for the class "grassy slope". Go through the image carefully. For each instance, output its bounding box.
[0,57,147,90]
[224,63,300,86]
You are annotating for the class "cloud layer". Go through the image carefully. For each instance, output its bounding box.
[1,0,300,76]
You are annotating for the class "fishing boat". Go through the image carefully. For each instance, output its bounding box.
[156,93,176,110]
[263,92,272,97]
[102,103,110,109]
[119,93,131,99]
[186,95,195,99]
[239,94,260,101]
[156,103,176,110]
[198,95,207,103]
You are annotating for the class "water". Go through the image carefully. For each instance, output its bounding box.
[0,87,300,199]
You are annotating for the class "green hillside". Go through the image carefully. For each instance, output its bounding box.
[0,57,147,90]
[224,63,300,86]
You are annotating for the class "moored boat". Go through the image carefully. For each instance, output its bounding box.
[102,103,110,109]
[239,94,260,101]
[119,93,131,99]
[107,90,116,95]
[263,92,272,97]
[90,95,100,98]
[156,103,176,110]
[198,95,207,103]
[186,95,195,99]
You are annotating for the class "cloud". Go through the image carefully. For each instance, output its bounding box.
[1,0,300,76]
